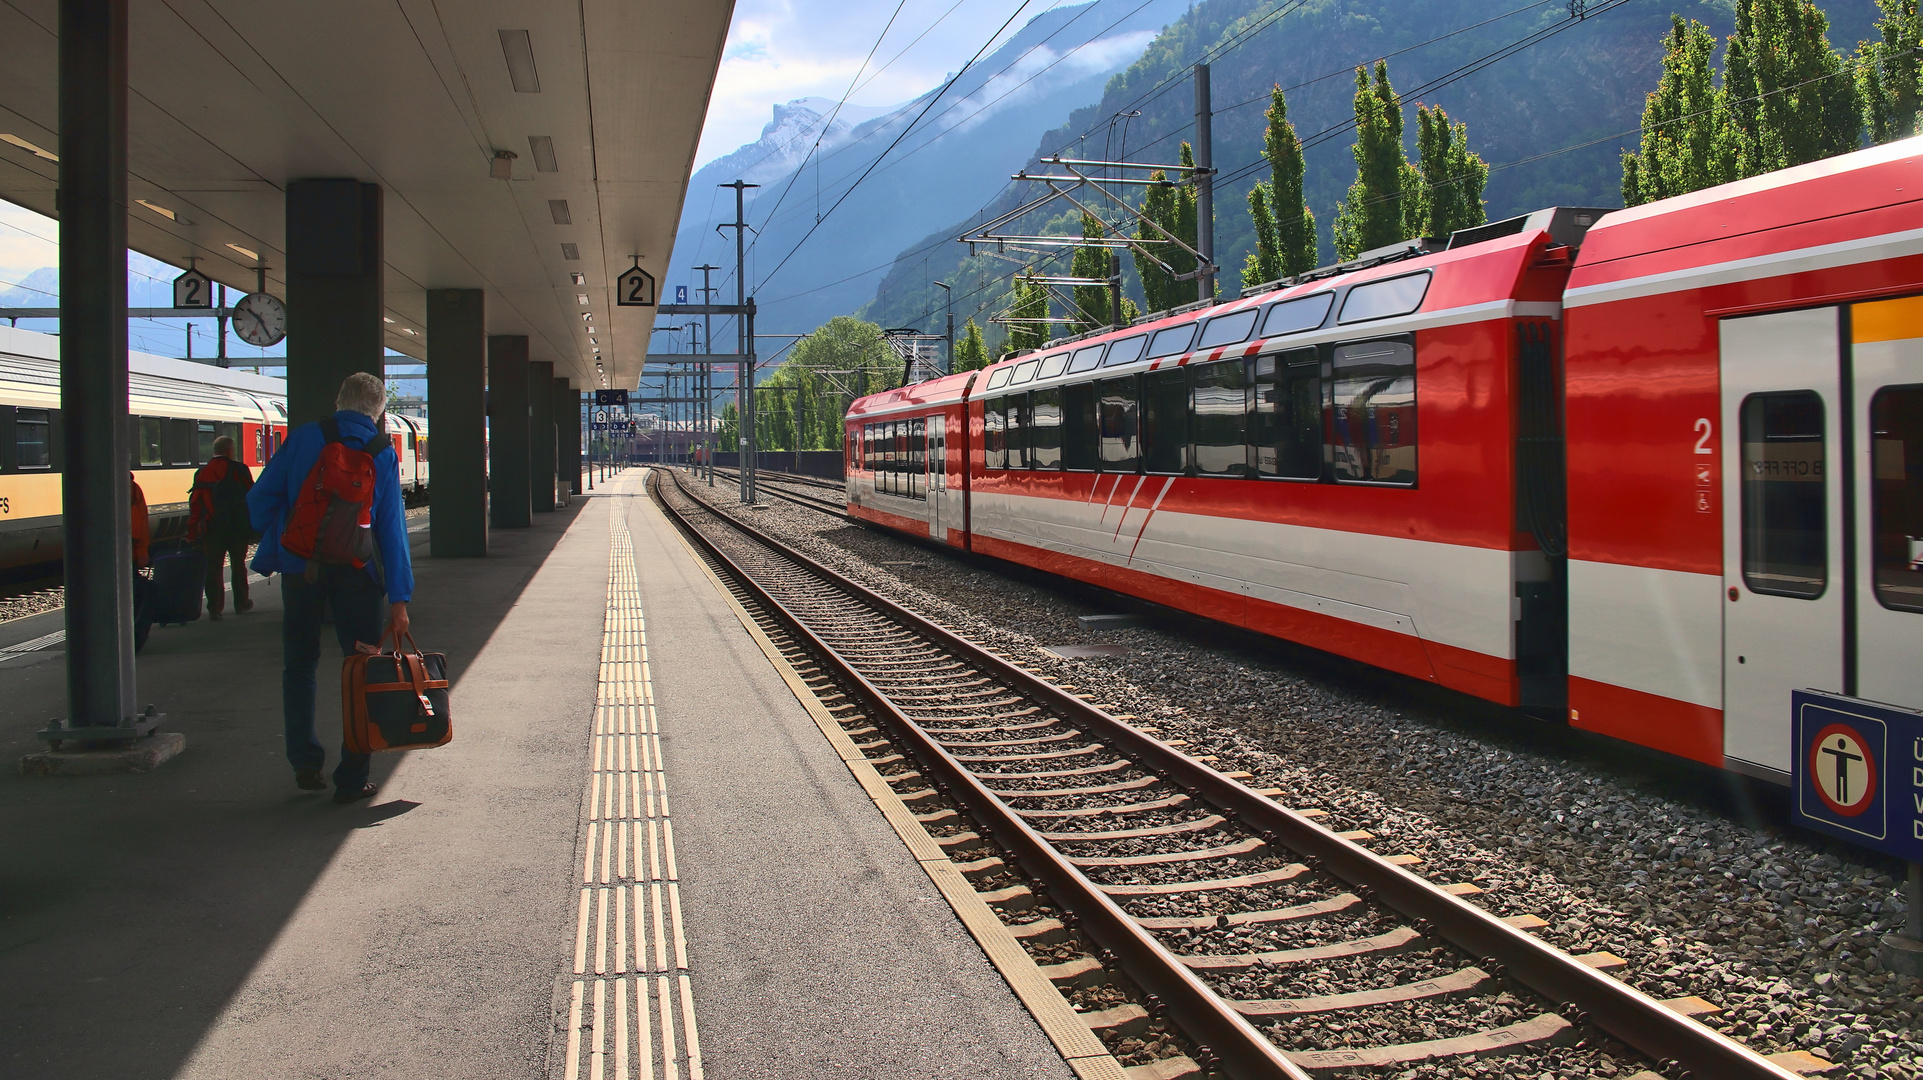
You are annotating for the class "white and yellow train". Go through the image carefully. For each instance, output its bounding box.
[0,325,429,574]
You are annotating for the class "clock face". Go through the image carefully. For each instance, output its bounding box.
[232,291,287,347]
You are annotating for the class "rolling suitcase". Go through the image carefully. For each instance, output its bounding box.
[147,547,205,626]
[342,632,452,754]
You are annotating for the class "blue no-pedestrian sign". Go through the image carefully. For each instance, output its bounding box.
[1792,690,1923,862]
[675,285,688,304]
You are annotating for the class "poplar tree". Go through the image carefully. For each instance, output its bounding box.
[1333,61,1419,261]
[1414,104,1488,240]
[1724,0,1861,174]
[1243,84,1318,287]
[1006,275,1049,354]
[1621,17,1737,206]
[1134,142,1199,313]
[1069,214,1114,333]
[1858,0,1923,144]
[953,318,988,373]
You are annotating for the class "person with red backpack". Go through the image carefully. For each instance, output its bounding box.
[186,435,257,620]
[248,373,414,804]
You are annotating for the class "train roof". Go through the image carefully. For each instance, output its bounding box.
[0,323,288,397]
[847,222,1560,421]
[1568,134,1923,302]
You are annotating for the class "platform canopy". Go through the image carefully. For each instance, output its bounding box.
[0,0,733,389]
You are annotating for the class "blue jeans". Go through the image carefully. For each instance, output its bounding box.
[281,566,384,791]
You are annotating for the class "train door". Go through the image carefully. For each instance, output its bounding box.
[1720,309,1844,773]
[928,414,945,538]
[1851,296,1923,721]
[1718,301,1923,775]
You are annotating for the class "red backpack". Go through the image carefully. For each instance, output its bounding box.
[280,418,391,583]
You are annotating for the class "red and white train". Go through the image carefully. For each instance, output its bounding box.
[844,136,1923,784]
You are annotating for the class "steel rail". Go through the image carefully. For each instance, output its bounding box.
[654,468,1799,1080]
[653,470,1308,1080]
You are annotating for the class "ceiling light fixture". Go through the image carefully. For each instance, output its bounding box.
[226,242,259,261]
[528,135,558,173]
[133,198,176,221]
[576,293,589,305]
[548,199,571,225]
[498,29,541,93]
[490,149,517,180]
[560,243,579,260]
[402,328,417,335]
[570,272,585,286]
[382,316,396,324]
[0,133,57,161]
[582,312,593,322]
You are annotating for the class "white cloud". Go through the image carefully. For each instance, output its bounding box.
[695,0,1047,170]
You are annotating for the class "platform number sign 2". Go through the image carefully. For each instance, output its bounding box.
[1693,417,1714,513]
[172,266,213,309]
[616,262,655,307]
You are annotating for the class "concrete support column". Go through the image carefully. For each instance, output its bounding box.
[426,289,486,556]
[59,0,136,729]
[285,180,384,426]
[529,361,555,512]
[488,336,530,529]
[554,378,579,503]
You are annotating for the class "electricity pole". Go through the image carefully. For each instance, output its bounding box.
[1193,62,1215,303]
[718,180,758,504]
[695,263,719,485]
[934,281,953,373]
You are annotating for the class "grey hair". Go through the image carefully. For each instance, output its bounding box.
[336,372,387,419]
[212,435,235,456]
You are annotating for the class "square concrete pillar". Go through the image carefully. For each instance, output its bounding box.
[286,179,383,426]
[427,289,486,556]
[529,361,555,512]
[554,378,580,503]
[488,336,530,529]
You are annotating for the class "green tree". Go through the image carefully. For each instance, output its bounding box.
[1858,0,1922,144]
[1069,214,1115,332]
[1134,142,1199,313]
[738,315,898,450]
[1005,274,1049,354]
[1243,84,1318,287]
[1621,17,1737,206]
[953,318,988,373]
[1414,104,1488,239]
[1332,61,1419,261]
[1724,0,1861,175]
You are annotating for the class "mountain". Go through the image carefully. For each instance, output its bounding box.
[855,0,1884,345]
[665,0,1191,336]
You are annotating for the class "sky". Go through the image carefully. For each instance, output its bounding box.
[693,0,1053,169]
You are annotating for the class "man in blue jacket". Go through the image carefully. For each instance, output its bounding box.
[248,372,414,804]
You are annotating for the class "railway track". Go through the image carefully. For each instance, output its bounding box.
[702,466,850,517]
[650,467,1805,1080]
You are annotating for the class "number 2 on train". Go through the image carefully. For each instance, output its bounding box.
[1694,417,1713,455]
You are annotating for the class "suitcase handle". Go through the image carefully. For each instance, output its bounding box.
[357,630,438,715]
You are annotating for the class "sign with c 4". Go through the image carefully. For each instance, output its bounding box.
[1792,690,1923,861]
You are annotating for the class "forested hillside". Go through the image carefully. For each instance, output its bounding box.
[857,0,1881,346]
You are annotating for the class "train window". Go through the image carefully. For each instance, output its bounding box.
[1870,386,1923,613]
[1011,359,1041,385]
[417,436,428,462]
[1254,349,1322,480]
[1063,383,1098,471]
[1067,344,1105,374]
[1197,309,1259,351]
[1097,377,1139,472]
[1039,353,1069,380]
[196,421,218,463]
[1030,388,1063,471]
[1338,272,1430,324]
[1260,293,1335,337]
[164,418,195,466]
[16,408,50,469]
[1103,335,1148,368]
[1190,358,1251,477]
[1005,394,1029,469]
[986,367,1012,390]
[1741,391,1827,599]
[137,416,164,467]
[1147,324,1196,360]
[911,418,925,498]
[1140,368,1189,474]
[1329,339,1416,486]
[984,398,1006,469]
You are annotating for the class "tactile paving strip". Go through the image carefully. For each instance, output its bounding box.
[564,487,703,1080]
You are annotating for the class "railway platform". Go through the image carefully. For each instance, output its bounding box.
[0,469,1076,1080]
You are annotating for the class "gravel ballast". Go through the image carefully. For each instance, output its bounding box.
[687,472,1923,1077]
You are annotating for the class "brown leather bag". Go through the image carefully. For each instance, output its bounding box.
[342,631,452,754]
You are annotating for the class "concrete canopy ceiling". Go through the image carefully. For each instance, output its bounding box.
[0,0,734,390]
